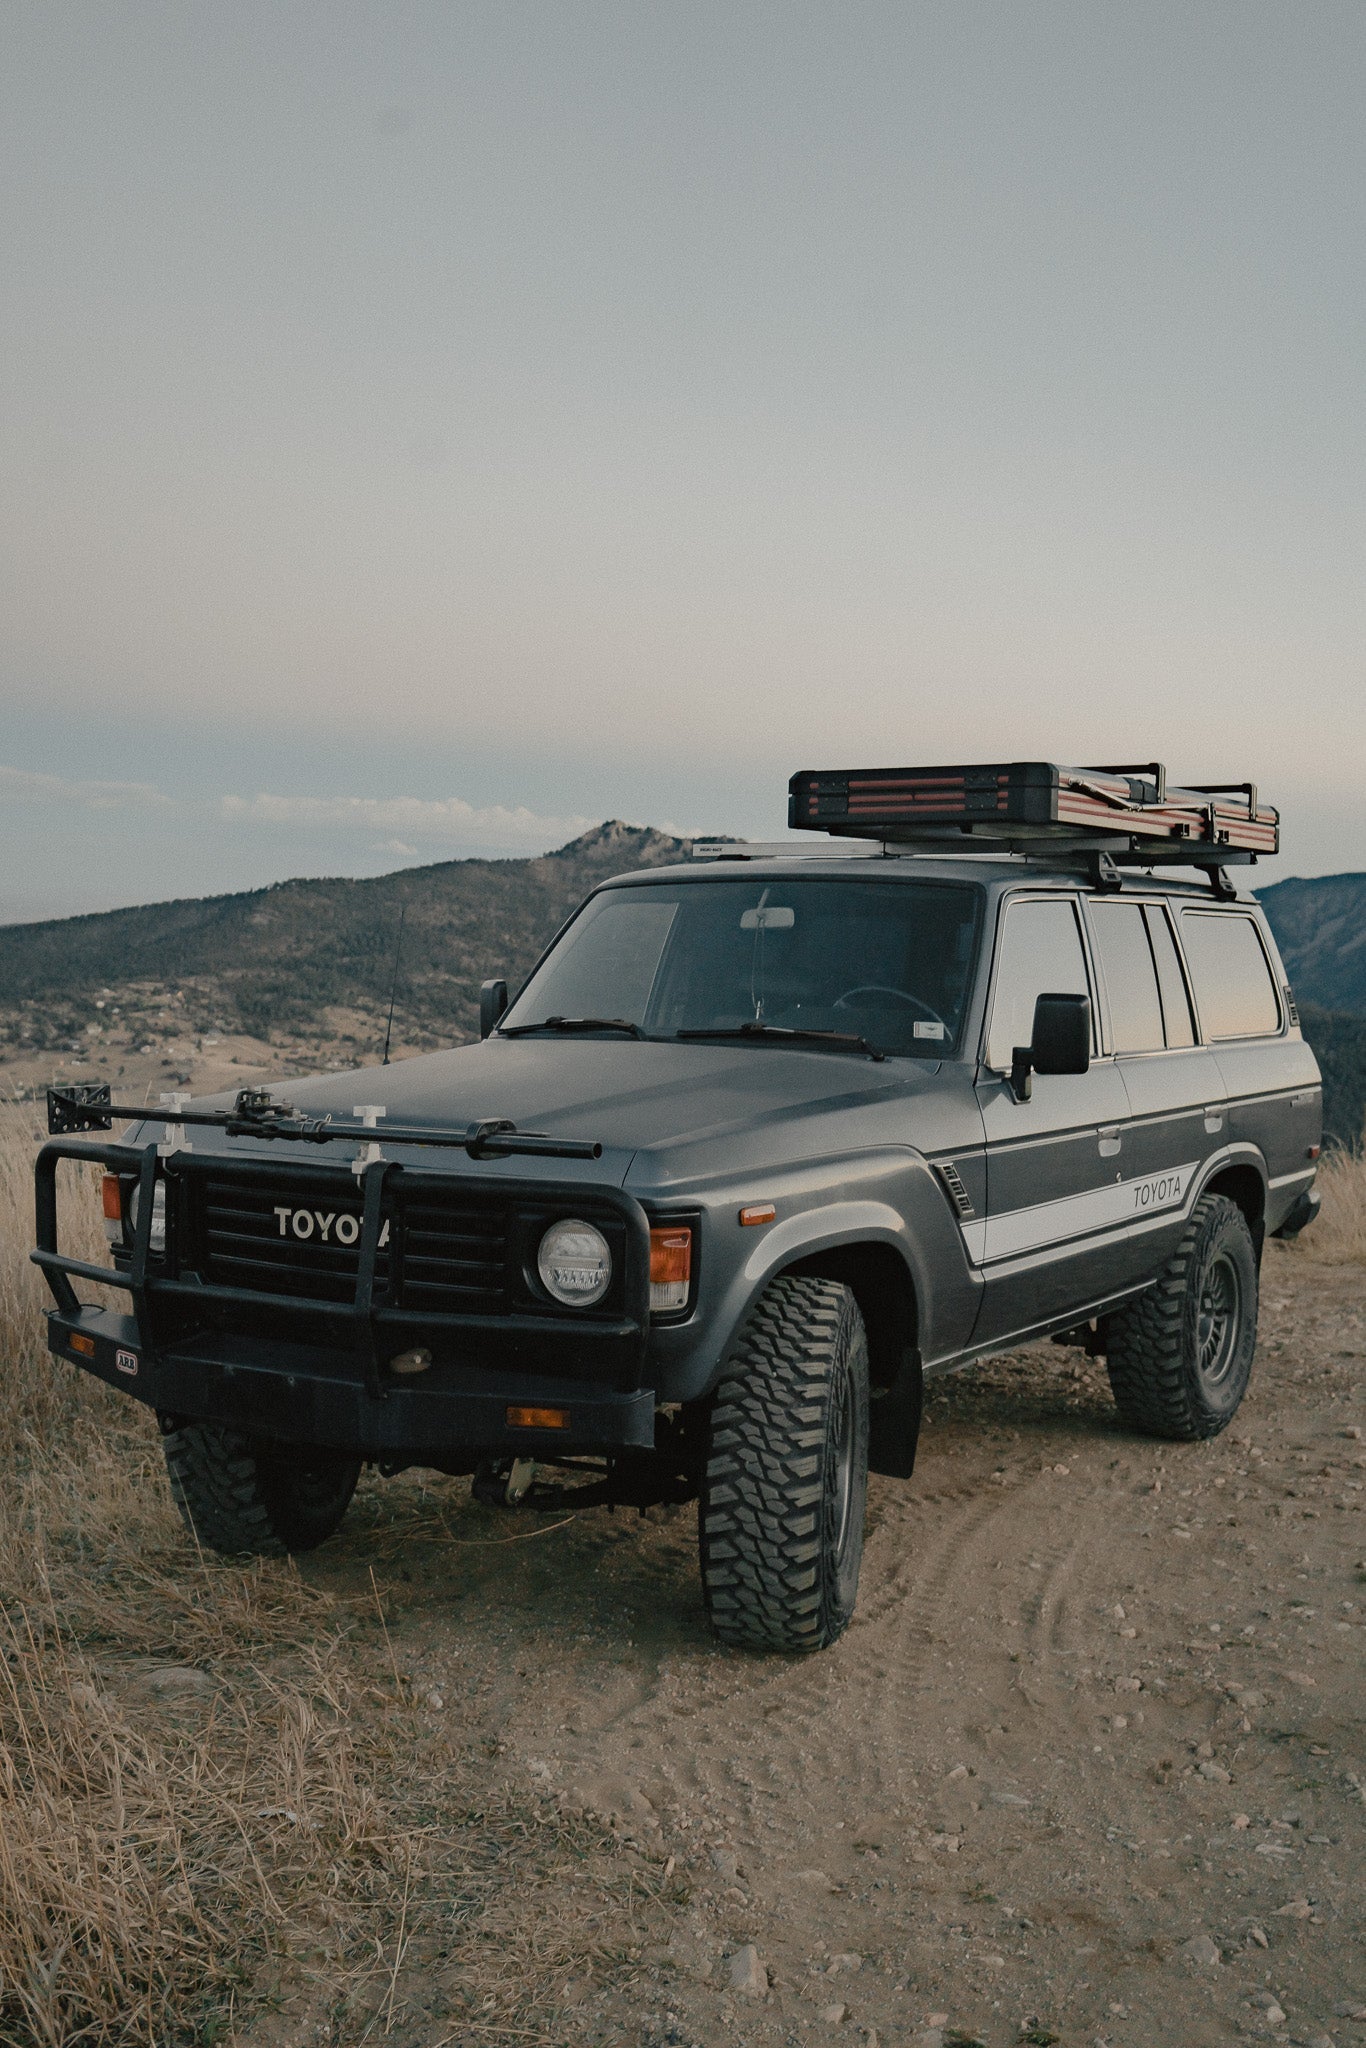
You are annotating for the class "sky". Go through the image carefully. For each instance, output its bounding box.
[2,2,1363,923]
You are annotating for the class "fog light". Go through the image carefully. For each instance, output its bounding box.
[649,1225,692,1312]
[390,1347,432,1375]
[537,1219,612,1306]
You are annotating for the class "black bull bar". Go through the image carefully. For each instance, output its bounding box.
[32,1135,658,1457]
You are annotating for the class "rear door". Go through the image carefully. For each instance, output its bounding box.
[972,892,1132,1344]
[1176,906,1321,1213]
[1084,896,1227,1283]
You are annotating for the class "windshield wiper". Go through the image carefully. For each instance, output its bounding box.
[675,1023,886,1062]
[501,1015,645,1039]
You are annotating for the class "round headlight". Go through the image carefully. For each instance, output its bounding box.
[537,1218,612,1307]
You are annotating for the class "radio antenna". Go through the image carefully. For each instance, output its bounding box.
[381,904,407,1067]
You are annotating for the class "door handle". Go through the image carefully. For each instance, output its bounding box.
[1098,1126,1122,1158]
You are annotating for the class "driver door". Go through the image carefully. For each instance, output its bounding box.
[971,893,1131,1346]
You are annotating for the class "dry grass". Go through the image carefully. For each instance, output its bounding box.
[0,1106,672,2044]
[1282,1143,1366,1266]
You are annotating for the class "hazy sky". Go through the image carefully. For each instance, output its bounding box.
[2,2,1363,921]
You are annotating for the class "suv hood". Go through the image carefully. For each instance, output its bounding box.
[158,1037,940,1190]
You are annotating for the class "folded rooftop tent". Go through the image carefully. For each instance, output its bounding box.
[787,761,1277,867]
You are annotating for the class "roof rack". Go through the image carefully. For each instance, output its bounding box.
[689,839,884,861]
[787,762,1276,889]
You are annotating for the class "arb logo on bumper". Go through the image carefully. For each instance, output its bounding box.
[115,1349,139,1377]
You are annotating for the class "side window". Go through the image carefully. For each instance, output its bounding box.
[985,897,1091,1070]
[1143,904,1196,1047]
[1179,911,1282,1040]
[1088,901,1164,1053]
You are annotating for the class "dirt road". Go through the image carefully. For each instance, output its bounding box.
[281,1244,1362,2048]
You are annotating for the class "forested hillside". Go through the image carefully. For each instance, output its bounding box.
[1257,871,1365,1145]
[1258,871,1366,1014]
[0,823,688,1055]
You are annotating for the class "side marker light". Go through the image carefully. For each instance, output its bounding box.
[507,1405,569,1430]
[739,1203,776,1227]
[1307,1143,1321,1160]
[69,1333,96,1358]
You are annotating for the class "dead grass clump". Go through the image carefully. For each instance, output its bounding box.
[0,1478,349,1674]
[1283,1145,1366,1266]
[0,1102,122,1466]
[0,1111,675,2042]
[0,1576,412,2048]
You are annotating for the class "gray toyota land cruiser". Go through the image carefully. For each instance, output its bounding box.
[34,762,1323,1653]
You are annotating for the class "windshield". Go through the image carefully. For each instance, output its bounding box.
[501,876,980,1055]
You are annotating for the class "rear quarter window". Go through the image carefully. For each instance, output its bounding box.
[1178,911,1282,1040]
[1087,899,1164,1053]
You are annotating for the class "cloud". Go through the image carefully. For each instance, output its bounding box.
[217,791,597,851]
[0,762,595,855]
[0,764,172,810]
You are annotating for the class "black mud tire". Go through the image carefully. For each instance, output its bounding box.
[700,1276,869,1653]
[162,1421,361,1557]
[1105,1194,1258,1441]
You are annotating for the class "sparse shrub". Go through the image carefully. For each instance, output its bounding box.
[1283,1144,1366,1266]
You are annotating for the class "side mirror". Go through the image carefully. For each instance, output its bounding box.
[479,978,509,1039]
[1010,992,1091,1101]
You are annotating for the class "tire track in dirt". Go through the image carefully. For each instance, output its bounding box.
[300,1256,1363,2048]
[528,1472,1068,1838]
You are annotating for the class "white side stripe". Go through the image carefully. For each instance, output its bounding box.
[961,1162,1199,1267]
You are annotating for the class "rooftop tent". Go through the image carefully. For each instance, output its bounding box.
[787,762,1277,868]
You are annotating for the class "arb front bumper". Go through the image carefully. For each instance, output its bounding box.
[44,1304,656,1455]
[34,1135,659,1458]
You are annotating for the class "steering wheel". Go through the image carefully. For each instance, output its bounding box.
[833,985,947,1031]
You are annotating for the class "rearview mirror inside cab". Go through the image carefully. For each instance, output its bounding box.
[1010,992,1091,1101]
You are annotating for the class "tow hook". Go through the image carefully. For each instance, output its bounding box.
[472,1456,537,1508]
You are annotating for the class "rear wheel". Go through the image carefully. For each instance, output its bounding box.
[700,1276,869,1653]
[1105,1194,1258,1440]
[162,1420,361,1556]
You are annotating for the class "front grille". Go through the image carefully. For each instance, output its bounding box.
[399,1193,510,1314]
[190,1172,510,1315]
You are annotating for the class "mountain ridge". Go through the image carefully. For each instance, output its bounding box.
[0,823,692,1052]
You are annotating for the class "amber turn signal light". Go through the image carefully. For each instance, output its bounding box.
[506,1405,570,1430]
[649,1226,692,1312]
[101,1174,123,1221]
[649,1227,692,1283]
[739,1203,776,1227]
[69,1333,96,1358]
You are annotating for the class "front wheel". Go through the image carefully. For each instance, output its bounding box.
[700,1276,869,1653]
[162,1420,361,1556]
[1105,1194,1259,1440]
